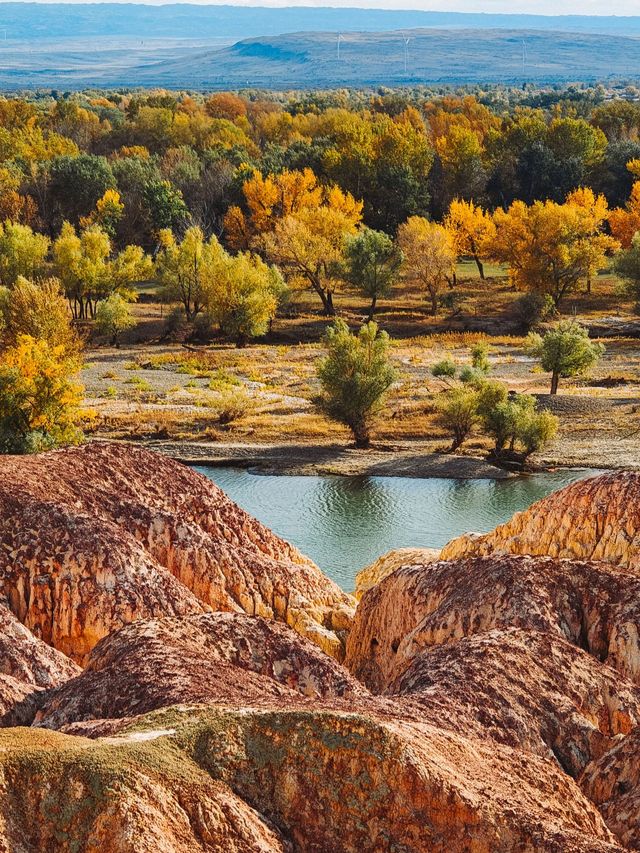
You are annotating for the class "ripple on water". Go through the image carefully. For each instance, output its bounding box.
[195,466,600,592]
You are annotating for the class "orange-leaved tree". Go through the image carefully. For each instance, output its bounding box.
[444,199,495,280]
[228,168,362,315]
[489,190,617,307]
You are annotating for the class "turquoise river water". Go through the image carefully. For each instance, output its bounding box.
[196,466,599,591]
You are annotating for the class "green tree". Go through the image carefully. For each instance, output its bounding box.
[436,385,479,451]
[49,154,116,225]
[156,226,223,321]
[0,222,50,287]
[342,227,402,319]
[204,252,282,347]
[475,380,558,465]
[316,319,396,448]
[53,222,151,320]
[0,276,78,353]
[614,232,640,303]
[526,320,605,395]
[95,293,136,347]
[0,334,83,454]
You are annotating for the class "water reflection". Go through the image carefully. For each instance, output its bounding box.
[195,466,600,591]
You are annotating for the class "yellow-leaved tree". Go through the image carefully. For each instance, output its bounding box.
[397,216,457,315]
[444,199,495,280]
[0,334,83,453]
[0,221,50,287]
[155,225,226,321]
[609,167,640,248]
[225,167,362,314]
[53,222,152,319]
[489,190,617,307]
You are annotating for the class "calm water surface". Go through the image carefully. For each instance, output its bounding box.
[195,466,600,591]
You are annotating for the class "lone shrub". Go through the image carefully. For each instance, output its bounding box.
[436,386,479,451]
[317,319,396,448]
[526,320,604,394]
[95,293,136,347]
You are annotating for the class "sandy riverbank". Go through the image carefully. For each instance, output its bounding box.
[139,439,519,478]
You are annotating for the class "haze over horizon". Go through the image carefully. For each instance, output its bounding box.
[3,0,640,16]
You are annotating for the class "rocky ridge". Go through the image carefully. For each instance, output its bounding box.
[2,446,640,850]
[0,442,353,663]
[441,470,640,567]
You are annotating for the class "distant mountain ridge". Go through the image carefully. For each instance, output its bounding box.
[0,5,640,90]
[3,3,640,41]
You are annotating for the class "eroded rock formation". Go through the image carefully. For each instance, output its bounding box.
[35,612,368,730]
[580,727,640,850]
[441,471,640,567]
[0,602,79,725]
[0,443,354,662]
[345,554,640,692]
[4,446,640,851]
[354,547,440,598]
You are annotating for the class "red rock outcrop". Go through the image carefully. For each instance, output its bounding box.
[441,471,640,567]
[0,704,623,853]
[345,554,640,692]
[5,446,640,851]
[0,602,79,725]
[580,727,640,850]
[392,627,640,778]
[35,612,367,730]
[0,443,353,662]
[0,727,291,853]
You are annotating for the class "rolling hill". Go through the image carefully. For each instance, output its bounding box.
[1,27,639,90]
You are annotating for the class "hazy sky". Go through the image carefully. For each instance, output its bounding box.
[13,0,640,11]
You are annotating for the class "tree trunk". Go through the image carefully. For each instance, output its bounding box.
[368,294,377,320]
[429,290,438,315]
[324,291,336,316]
[353,422,370,449]
[236,333,248,348]
[474,254,485,280]
[586,276,592,294]
[550,371,559,395]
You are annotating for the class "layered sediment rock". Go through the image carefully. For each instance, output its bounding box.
[393,627,640,778]
[441,471,640,567]
[0,602,79,724]
[0,443,353,662]
[354,547,440,598]
[0,706,624,853]
[4,446,640,851]
[580,727,640,850]
[36,612,367,730]
[0,727,291,853]
[345,554,640,692]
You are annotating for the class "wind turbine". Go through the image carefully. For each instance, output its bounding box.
[403,36,411,76]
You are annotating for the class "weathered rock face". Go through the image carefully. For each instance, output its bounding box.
[35,613,367,730]
[5,449,640,851]
[0,707,623,853]
[0,727,291,853]
[0,602,79,725]
[345,554,640,692]
[354,547,440,599]
[0,443,353,662]
[393,627,640,778]
[580,727,640,850]
[441,471,640,568]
